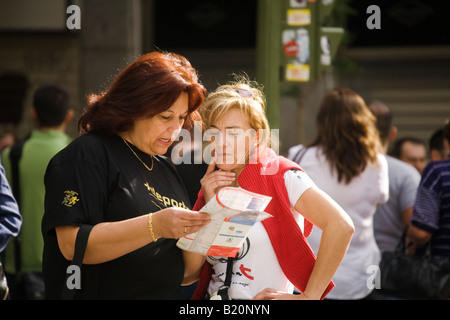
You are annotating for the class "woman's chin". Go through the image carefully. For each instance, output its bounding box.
[216,163,234,171]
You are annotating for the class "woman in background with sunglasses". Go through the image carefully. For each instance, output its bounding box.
[190,78,354,300]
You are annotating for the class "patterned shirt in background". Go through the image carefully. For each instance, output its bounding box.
[411,159,450,259]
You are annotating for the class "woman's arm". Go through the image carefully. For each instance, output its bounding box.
[293,187,354,299]
[182,251,206,285]
[56,207,210,264]
[407,224,432,246]
[253,186,354,300]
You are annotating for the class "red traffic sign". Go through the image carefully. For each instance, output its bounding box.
[283,40,299,57]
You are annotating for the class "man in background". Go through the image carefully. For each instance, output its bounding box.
[429,128,450,161]
[390,136,427,174]
[408,117,450,261]
[2,85,73,299]
[0,72,29,152]
[368,100,421,253]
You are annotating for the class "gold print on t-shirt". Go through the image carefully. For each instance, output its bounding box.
[144,182,188,209]
[62,190,80,207]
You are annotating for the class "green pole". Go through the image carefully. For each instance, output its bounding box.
[255,0,282,130]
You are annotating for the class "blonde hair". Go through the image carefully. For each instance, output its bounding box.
[201,77,271,161]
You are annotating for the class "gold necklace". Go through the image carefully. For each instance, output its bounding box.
[123,138,154,171]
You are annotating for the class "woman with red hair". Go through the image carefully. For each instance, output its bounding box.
[41,52,210,299]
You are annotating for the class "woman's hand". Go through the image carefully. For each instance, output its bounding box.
[152,207,211,239]
[253,288,298,300]
[200,160,236,203]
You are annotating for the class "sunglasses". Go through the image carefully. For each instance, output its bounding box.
[214,88,253,98]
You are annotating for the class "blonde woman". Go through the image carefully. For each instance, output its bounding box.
[191,80,354,300]
[288,87,389,299]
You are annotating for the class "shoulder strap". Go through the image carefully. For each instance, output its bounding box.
[224,257,234,288]
[292,146,308,164]
[216,257,234,300]
[60,225,94,300]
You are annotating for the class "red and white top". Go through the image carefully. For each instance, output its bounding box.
[192,149,335,300]
[206,169,315,299]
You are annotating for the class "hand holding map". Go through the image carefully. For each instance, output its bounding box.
[177,187,272,257]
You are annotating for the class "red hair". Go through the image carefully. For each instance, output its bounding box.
[78,51,206,135]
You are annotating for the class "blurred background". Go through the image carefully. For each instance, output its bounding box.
[0,0,449,156]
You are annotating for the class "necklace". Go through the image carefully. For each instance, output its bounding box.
[123,138,154,171]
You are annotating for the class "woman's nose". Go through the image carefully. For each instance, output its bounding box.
[169,118,183,138]
[215,132,231,148]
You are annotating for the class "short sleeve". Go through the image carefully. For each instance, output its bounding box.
[398,165,421,212]
[411,164,441,233]
[283,169,316,207]
[42,159,109,235]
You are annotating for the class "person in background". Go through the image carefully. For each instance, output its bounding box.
[368,100,420,254]
[0,72,29,152]
[288,87,388,300]
[429,128,450,161]
[0,161,21,300]
[2,85,74,299]
[192,79,354,300]
[390,136,427,174]
[41,51,210,299]
[408,117,450,261]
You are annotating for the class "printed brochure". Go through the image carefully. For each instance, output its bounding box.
[176,187,272,257]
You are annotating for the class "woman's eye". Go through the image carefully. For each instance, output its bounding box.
[160,114,187,121]
[227,130,240,137]
[205,130,220,140]
[209,130,219,136]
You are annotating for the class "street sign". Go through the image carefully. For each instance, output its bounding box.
[281,0,344,82]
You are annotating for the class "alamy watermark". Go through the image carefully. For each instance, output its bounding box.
[366,5,381,30]
[66,265,81,290]
[66,4,381,31]
[66,5,81,30]
[367,265,381,290]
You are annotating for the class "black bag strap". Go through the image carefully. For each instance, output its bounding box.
[394,227,408,254]
[60,225,94,300]
[224,257,234,288]
[216,256,234,300]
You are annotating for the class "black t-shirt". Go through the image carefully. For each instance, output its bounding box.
[41,133,191,299]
